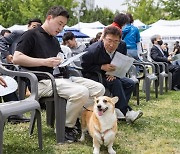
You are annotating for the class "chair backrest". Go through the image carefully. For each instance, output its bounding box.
[0,65,38,100]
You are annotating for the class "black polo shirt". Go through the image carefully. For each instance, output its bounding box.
[16,26,61,74]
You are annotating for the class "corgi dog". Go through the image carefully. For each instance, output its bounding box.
[80,96,118,154]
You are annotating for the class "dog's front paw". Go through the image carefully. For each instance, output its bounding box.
[79,135,85,142]
[93,148,100,154]
[108,148,116,154]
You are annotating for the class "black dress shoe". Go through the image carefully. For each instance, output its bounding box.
[8,115,30,124]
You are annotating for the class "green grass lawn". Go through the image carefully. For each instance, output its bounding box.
[3,89,180,154]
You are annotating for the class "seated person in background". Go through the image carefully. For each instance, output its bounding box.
[0,18,42,63]
[150,34,180,91]
[173,41,180,55]
[81,26,143,123]
[62,31,86,54]
[171,41,180,66]
[89,32,102,45]
[0,19,42,96]
[13,5,105,142]
[161,43,169,57]
[62,31,87,67]
[0,29,11,37]
[0,76,30,123]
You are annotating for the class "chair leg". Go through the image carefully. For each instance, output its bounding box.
[46,101,55,128]
[159,75,164,95]
[0,120,5,154]
[165,77,168,92]
[155,80,158,98]
[55,98,66,143]
[168,73,172,90]
[29,111,36,135]
[35,109,43,150]
[136,83,140,105]
[145,78,151,101]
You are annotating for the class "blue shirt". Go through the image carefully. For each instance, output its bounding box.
[122,24,140,50]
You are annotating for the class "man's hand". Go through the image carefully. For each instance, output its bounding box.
[101,64,116,72]
[0,76,7,87]
[169,52,175,56]
[44,57,61,67]
[167,55,172,61]
[106,75,116,81]
[6,55,13,63]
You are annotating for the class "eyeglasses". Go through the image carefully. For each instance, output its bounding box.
[104,38,120,45]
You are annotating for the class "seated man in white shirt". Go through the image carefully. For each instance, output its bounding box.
[62,31,86,54]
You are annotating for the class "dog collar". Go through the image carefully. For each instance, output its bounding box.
[83,106,93,112]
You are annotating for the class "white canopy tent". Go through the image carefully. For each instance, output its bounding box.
[8,24,28,31]
[140,24,180,58]
[133,19,146,29]
[150,19,180,27]
[80,28,104,38]
[141,25,180,42]
[71,21,105,29]
[0,25,5,32]
[71,21,105,38]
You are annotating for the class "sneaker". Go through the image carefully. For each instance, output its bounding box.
[125,110,143,123]
[65,127,77,143]
[115,108,125,120]
[74,118,81,135]
[172,86,180,91]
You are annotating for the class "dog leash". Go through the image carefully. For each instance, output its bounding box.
[83,106,93,112]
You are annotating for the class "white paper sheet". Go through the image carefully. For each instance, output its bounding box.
[106,52,134,78]
[58,52,86,67]
[0,76,18,96]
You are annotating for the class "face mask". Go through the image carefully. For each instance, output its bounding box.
[157,40,163,45]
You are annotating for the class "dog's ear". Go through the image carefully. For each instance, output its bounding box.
[111,96,119,104]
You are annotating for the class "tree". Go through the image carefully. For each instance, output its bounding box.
[161,0,180,19]
[18,0,76,25]
[0,0,76,27]
[0,0,23,27]
[80,6,114,26]
[0,0,114,28]
[124,0,165,24]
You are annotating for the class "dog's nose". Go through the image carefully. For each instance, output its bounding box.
[97,105,101,109]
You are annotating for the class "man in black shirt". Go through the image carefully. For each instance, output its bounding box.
[13,6,105,142]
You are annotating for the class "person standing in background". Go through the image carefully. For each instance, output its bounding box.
[100,13,129,40]
[122,13,141,61]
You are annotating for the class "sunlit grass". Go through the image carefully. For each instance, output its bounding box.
[3,89,180,154]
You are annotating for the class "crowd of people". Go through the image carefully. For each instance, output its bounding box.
[0,5,180,144]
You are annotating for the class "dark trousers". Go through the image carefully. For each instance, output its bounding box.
[2,92,19,102]
[169,64,180,88]
[105,77,135,115]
